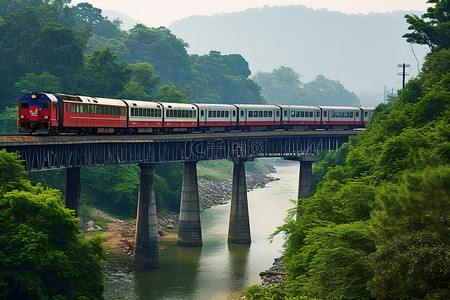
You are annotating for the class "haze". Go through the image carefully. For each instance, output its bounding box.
[73,0,428,27]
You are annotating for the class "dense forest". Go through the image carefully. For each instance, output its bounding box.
[1,0,447,299]
[244,0,449,299]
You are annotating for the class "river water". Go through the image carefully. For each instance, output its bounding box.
[104,160,298,300]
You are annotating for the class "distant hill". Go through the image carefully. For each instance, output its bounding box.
[169,5,430,106]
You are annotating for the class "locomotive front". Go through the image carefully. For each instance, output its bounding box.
[18,92,60,134]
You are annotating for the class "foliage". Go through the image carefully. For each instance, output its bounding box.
[259,2,450,298]
[15,72,62,94]
[0,106,18,133]
[403,0,450,51]
[0,149,105,299]
[253,68,360,106]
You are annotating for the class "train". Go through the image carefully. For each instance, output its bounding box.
[17,92,375,134]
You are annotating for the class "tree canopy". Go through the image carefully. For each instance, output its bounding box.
[0,149,105,298]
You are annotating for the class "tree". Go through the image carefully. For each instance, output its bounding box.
[0,149,105,298]
[252,66,303,105]
[83,48,131,97]
[302,75,361,106]
[403,0,450,51]
[14,72,62,94]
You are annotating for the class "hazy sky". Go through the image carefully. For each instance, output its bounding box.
[73,0,428,27]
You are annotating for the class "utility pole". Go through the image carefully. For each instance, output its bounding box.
[397,63,410,89]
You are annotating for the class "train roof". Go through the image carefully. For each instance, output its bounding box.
[234,104,280,109]
[318,106,361,110]
[194,103,236,109]
[159,102,197,109]
[278,105,320,110]
[122,99,162,108]
[57,94,126,107]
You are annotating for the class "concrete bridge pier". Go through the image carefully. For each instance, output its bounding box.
[228,158,251,244]
[65,167,84,235]
[285,156,320,216]
[177,161,202,247]
[134,163,160,269]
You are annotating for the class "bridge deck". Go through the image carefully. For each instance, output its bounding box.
[0,130,360,146]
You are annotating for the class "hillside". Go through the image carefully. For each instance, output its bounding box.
[169,5,430,106]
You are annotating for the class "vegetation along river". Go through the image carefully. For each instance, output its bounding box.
[104,160,298,299]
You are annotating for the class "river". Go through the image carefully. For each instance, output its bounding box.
[104,159,298,299]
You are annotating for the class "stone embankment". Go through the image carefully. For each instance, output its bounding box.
[259,258,286,288]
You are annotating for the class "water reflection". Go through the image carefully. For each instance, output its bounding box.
[134,244,203,299]
[227,243,250,292]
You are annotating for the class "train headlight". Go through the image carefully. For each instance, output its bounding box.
[20,115,25,119]
[31,94,37,99]
[44,115,49,120]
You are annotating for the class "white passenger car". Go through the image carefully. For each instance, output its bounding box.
[122,99,163,133]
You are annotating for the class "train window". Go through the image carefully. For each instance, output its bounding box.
[269,111,273,117]
[344,112,349,118]
[291,111,295,117]
[188,110,192,118]
[365,112,368,117]
[241,110,244,117]
[131,108,134,116]
[193,111,196,118]
[64,103,67,112]
[301,111,304,117]
[20,101,28,109]
[284,111,287,117]
[226,111,229,118]
[276,111,280,117]
[324,111,328,117]
[264,111,268,117]
[138,108,142,117]
[201,110,205,117]
[158,109,162,117]
[309,112,313,118]
[41,101,50,109]
[296,111,300,118]
[316,111,320,117]
[213,111,216,117]
[221,111,225,118]
[356,112,359,117]
[350,112,353,118]
[233,111,236,117]
[182,110,186,118]
[208,111,211,117]
[249,111,253,117]
[259,111,263,117]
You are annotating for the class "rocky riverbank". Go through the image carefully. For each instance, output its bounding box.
[259,258,286,288]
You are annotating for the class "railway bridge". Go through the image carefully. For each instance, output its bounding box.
[0,130,360,268]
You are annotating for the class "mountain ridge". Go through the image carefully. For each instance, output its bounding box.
[168,5,429,105]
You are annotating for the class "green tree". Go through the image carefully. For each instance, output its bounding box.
[0,106,18,133]
[14,72,62,94]
[403,0,450,51]
[83,48,131,97]
[370,231,450,299]
[0,149,105,299]
[302,75,361,106]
